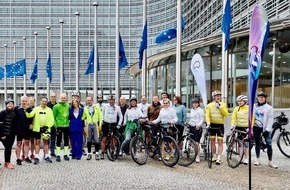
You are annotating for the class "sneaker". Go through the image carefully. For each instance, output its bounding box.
[56,156,61,162]
[164,155,170,161]
[268,161,278,169]
[82,149,87,156]
[196,156,200,163]
[16,159,22,165]
[24,157,32,163]
[243,158,249,165]
[86,154,92,160]
[216,159,221,165]
[212,155,217,162]
[34,158,40,165]
[100,153,104,160]
[50,153,57,158]
[64,155,70,161]
[95,153,100,160]
[119,151,123,157]
[30,154,35,160]
[158,157,162,161]
[21,155,25,161]
[254,158,260,166]
[4,162,14,169]
[45,157,52,163]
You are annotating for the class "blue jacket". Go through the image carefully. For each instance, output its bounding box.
[69,107,85,132]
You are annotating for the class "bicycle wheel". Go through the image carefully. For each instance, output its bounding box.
[106,135,120,161]
[159,136,180,167]
[130,136,148,165]
[178,136,197,167]
[277,131,290,158]
[226,139,244,168]
[205,135,212,168]
[144,132,157,158]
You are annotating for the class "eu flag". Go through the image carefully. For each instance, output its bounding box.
[0,67,4,80]
[14,59,26,76]
[138,21,147,69]
[46,53,52,83]
[119,33,128,69]
[85,46,100,75]
[5,63,15,78]
[222,0,232,51]
[30,58,38,83]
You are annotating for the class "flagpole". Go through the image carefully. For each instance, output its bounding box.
[175,0,182,97]
[60,19,64,94]
[46,26,51,98]
[13,41,17,104]
[93,2,99,101]
[33,32,38,106]
[23,37,27,96]
[4,44,7,101]
[141,0,147,96]
[75,12,80,93]
[115,0,120,103]
[222,0,228,105]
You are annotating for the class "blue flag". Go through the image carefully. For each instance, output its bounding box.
[46,53,52,83]
[5,63,15,78]
[0,67,4,80]
[119,33,128,69]
[154,16,185,44]
[30,58,38,83]
[14,59,26,76]
[138,21,147,69]
[222,0,232,51]
[85,46,100,75]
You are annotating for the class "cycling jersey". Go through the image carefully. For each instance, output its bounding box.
[206,101,228,125]
[26,106,54,133]
[231,105,249,127]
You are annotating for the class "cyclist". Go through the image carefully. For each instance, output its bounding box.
[119,97,143,156]
[253,91,278,168]
[100,95,123,159]
[28,96,36,160]
[0,99,17,169]
[188,98,204,163]
[159,92,172,106]
[137,95,150,118]
[82,96,102,160]
[231,95,250,164]
[173,96,187,141]
[47,92,58,158]
[147,95,163,123]
[206,90,229,165]
[26,97,54,164]
[53,93,70,162]
[119,96,128,126]
[97,94,105,112]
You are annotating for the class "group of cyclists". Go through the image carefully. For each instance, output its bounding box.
[0,89,278,169]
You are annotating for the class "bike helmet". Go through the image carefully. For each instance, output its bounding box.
[257,91,267,98]
[236,95,248,102]
[130,96,137,102]
[41,132,51,140]
[212,90,222,97]
[107,94,116,100]
[97,94,103,99]
[5,98,14,105]
[71,91,80,97]
[192,98,200,104]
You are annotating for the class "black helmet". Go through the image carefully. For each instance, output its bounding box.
[192,98,200,104]
[97,94,103,98]
[257,91,267,98]
[107,94,116,100]
[130,96,137,102]
[5,98,14,105]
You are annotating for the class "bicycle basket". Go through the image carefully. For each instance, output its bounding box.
[277,117,289,125]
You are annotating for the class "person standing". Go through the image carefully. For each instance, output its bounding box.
[28,96,36,160]
[69,100,85,160]
[53,93,70,162]
[137,95,150,118]
[47,92,57,158]
[97,94,106,112]
[82,96,102,160]
[173,96,187,141]
[253,91,278,168]
[147,95,163,123]
[206,90,229,165]
[0,99,17,169]
[26,97,54,164]
[119,96,128,126]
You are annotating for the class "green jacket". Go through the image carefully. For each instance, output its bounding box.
[53,102,70,127]
[82,104,102,126]
[26,106,54,132]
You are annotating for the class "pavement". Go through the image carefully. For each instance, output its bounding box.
[0,142,290,190]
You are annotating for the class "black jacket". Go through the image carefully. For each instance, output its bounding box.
[0,109,16,137]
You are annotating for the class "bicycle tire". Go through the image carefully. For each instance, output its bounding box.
[206,135,212,168]
[226,139,244,168]
[144,132,157,158]
[277,130,290,158]
[106,135,120,161]
[130,136,148,165]
[159,136,180,167]
[178,136,197,167]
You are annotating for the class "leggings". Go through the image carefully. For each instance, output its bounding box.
[87,123,100,153]
[120,129,132,153]
[253,127,273,160]
[1,134,15,163]
[56,127,69,147]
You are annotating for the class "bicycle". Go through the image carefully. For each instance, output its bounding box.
[129,119,148,165]
[145,123,180,167]
[200,125,212,168]
[177,123,197,167]
[105,124,121,161]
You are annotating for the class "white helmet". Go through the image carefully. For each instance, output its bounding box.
[72,91,80,97]
[212,90,222,97]
[236,95,247,102]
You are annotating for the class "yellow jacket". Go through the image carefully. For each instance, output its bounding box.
[206,101,229,124]
[82,104,102,137]
[231,105,249,127]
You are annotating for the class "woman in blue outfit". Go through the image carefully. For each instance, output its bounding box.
[69,100,85,160]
